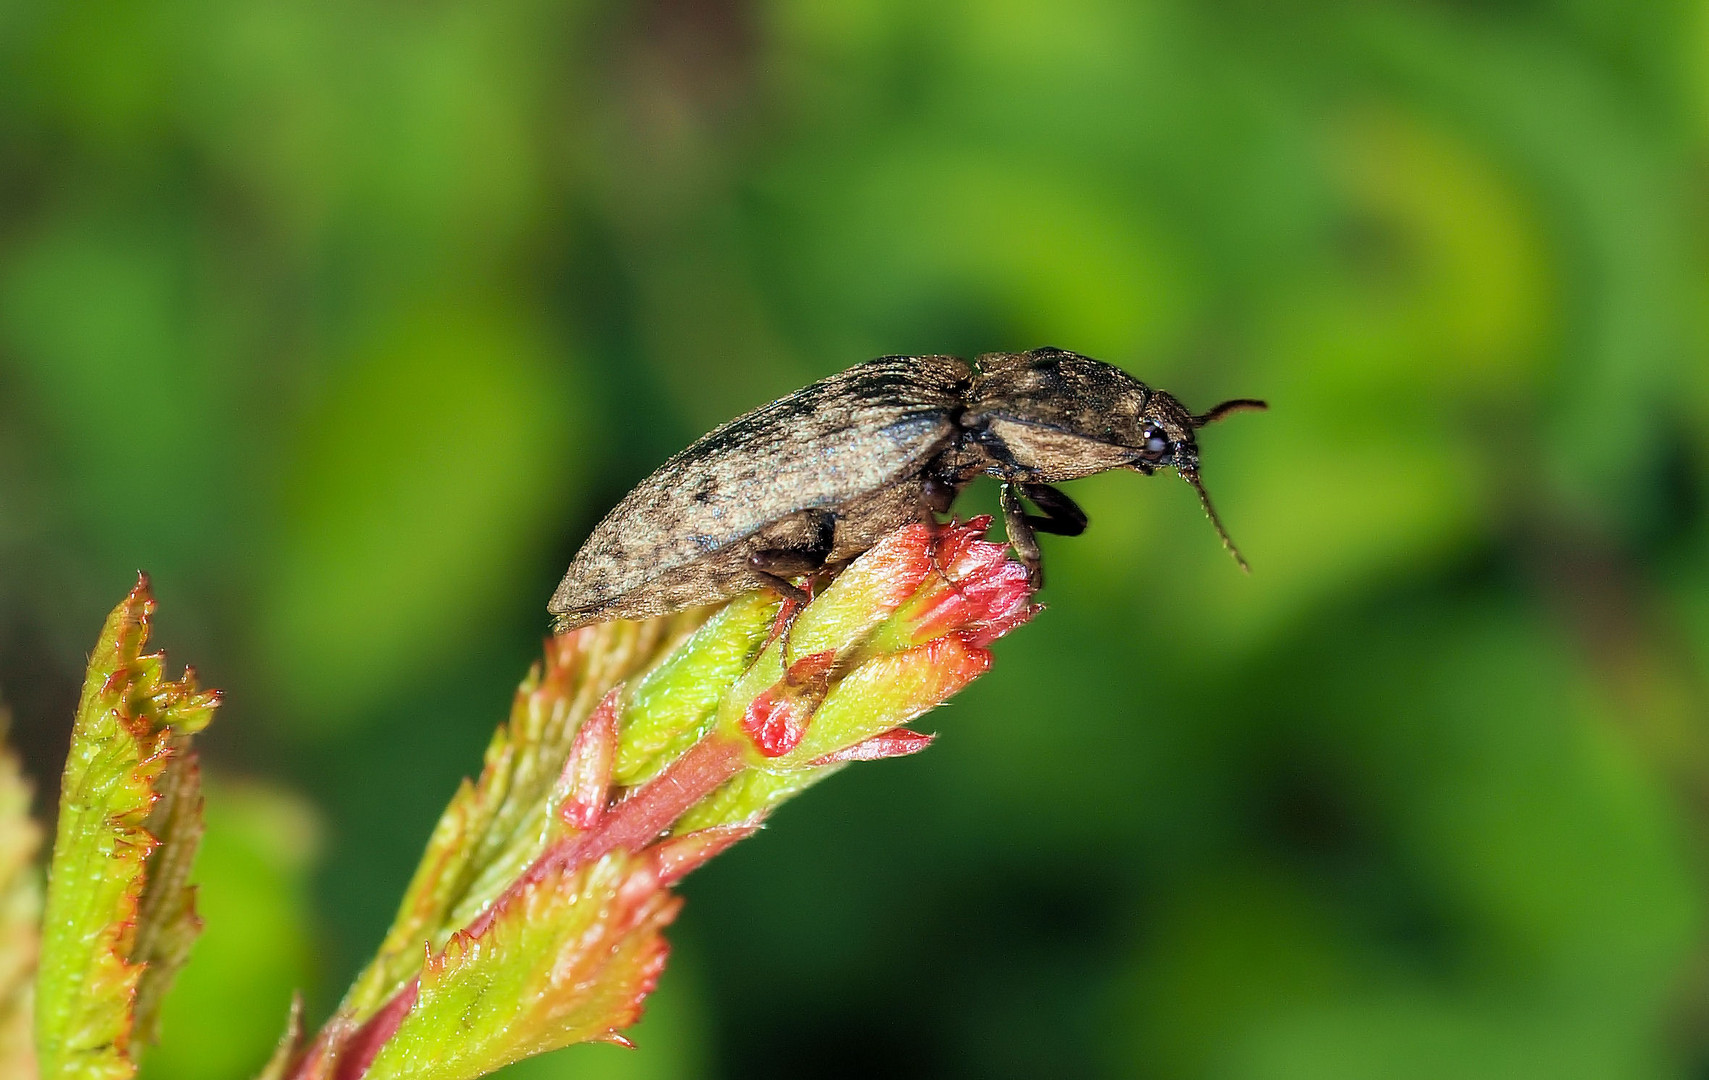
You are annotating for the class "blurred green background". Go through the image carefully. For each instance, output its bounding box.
[4,1,1709,1077]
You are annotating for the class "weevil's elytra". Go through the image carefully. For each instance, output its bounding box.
[548,347,1264,632]
[549,355,973,630]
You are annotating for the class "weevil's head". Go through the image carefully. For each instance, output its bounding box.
[968,346,1267,568]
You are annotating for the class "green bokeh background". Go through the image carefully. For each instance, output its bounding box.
[4,1,1709,1077]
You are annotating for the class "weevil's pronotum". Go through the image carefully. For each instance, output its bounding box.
[549,347,1265,632]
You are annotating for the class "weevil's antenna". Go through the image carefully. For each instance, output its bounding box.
[1180,468,1250,574]
[1169,396,1263,570]
[1194,398,1268,427]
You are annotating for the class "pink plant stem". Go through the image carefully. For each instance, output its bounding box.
[329,983,419,1080]
[470,731,749,936]
[317,732,752,1080]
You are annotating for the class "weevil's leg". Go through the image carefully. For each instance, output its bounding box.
[747,551,826,587]
[747,563,815,604]
[1000,482,1044,588]
[1000,484,1087,588]
[749,509,836,664]
[1017,483,1088,536]
[921,473,958,525]
[749,562,812,667]
[918,472,964,589]
[747,508,836,588]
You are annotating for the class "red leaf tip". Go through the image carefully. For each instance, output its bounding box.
[558,687,622,830]
[653,823,761,883]
[907,519,1039,646]
[808,728,936,767]
[740,650,835,757]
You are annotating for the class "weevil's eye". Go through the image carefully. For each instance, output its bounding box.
[1138,426,1171,461]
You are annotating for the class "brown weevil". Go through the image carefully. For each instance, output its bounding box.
[548,346,1265,632]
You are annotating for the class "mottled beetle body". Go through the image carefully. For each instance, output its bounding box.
[548,355,972,630]
[549,347,1264,632]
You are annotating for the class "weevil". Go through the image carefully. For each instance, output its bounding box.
[548,347,1265,632]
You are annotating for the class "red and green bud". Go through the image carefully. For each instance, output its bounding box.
[290,519,1037,1080]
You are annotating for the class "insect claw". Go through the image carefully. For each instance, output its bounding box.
[766,598,801,666]
[761,574,818,666]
